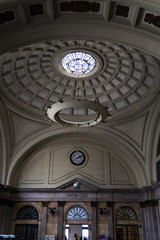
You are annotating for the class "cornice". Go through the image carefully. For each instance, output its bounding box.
[0,182,160,203]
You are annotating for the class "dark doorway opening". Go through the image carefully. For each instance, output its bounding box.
[116,225,139,240]
[15,224,38,240]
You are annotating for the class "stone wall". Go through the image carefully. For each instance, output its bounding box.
[0,182,160,240]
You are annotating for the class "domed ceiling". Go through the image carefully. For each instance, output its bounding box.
[0,39,159,123]
[0,0,160,190]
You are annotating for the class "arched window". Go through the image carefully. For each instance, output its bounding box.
[15,206,39,240]
[116,206,137,220]
[16,205,39,219]
[66,205,88,220]
[116,206,139,240]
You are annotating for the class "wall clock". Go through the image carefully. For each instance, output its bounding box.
[70,150,85,166]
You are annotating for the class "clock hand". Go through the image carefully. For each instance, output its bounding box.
[75,155,82,159]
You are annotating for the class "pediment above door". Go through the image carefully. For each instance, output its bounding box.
[56,178,98,191]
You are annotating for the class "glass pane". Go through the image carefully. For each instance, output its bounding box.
[82,225,89,240]
[61,52,96,75]
[29,225,38,240]
[65,225,69,240]
[15,225,25,240]
[15,225,38,240]
[128,226,138,234]
[116,207,137,220]
[116,225,139,240]
[16,206,38,219]
[127,226,139,240]
[116,226,127,240]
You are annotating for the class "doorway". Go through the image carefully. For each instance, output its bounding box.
[116,225,139,240]
[65,224,89,240]
[15,224,38,240]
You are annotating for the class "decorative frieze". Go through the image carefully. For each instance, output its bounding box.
[0,182,160,203]
[66,193,89,198]
[0,10,15,24]
[60,1,100,13]
[144,13,160,28]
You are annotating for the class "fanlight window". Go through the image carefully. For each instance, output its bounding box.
[16,205,38,219]
[66,206,88,220]
[116,206,137,220]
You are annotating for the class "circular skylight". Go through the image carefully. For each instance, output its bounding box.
[61,52,96,76]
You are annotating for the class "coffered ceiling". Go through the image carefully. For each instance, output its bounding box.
[0,0,160,122]
[0,39,159,121]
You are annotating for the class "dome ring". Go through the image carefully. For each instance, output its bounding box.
[47,100,110,127]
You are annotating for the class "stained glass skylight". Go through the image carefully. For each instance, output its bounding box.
[61,52,96,75]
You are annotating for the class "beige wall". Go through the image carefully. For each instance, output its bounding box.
[13,139,138,189]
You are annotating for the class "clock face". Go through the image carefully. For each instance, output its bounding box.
[70,150,85,166]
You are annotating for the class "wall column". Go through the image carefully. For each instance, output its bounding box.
[140,200,160,240]
[91,202,97,240]
[57,202,64,240]
[107,202,114,240]
[41,202,48,240]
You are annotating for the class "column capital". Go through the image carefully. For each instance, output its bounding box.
[58,201,65,207]
[140,199,158,207]
[42,201,48,207]
[91,202,97,207]
[107,202,113,208]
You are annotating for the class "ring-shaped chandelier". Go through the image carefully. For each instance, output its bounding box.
[47,100,110,127]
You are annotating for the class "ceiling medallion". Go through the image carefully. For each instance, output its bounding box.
[47,100,110,127]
